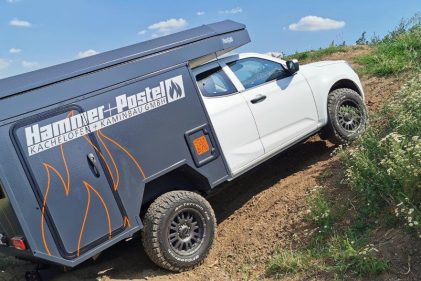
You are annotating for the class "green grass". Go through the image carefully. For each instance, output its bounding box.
[307,191,335,239]
[327,235,389,275]
[356,16,421,75]
[342,75,421,237]
[267,233,389,278]
[267,191,389,278]
[267,16,420,279]
[267,249,313,276]
[0,253,25,270]
[286,45,348,63]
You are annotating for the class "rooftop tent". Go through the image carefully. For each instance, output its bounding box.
[0,20,250,100]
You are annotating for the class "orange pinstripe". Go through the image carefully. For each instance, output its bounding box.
[40,164,52,256]
[97,131,120,190]
[60,143,70,195]
[123,216,131,228]
[41,110,148,256]
[84,181,112,238]
[77,181,113,256]
[77,183,91,257]
[98,130,146,179]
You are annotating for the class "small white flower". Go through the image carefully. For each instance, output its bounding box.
[414,221,419,226]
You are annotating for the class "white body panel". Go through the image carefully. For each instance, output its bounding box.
[237,73,318,153]
[192,53,365,177]
[201,94,265,173]
[193,63,264,174]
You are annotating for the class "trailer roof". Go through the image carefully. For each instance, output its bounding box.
[0,20,247,100]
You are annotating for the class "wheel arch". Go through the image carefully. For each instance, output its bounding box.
[329,79,363,98]
[141,165,211,213]
[318,77,365,126]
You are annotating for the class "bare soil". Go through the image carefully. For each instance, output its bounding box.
[1,46,418,281]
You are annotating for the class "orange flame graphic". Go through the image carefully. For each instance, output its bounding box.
[40,110,146,257]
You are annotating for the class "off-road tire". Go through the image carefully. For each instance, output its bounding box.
[320,88,368,144]
[142,191,216,272]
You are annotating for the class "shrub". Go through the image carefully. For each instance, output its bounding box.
[343,76,421,237]
[327,235,389,275]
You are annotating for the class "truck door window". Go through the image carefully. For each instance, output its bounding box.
[196,67,237,97]
[227,57,289,90]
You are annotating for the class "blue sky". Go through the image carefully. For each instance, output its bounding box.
[0,0,420,79]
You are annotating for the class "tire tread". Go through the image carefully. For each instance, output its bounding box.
[142,191,216,272]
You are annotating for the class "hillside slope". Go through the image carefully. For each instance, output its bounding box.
[1,46,417,281]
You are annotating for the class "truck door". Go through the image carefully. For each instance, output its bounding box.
[192,62,265,175]
[225,56,319,153]
[12,106,126,259]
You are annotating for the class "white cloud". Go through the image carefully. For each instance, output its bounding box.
[77,49,99,58]
[219,7,243,14]
[148,18,187,35]
[9,18,31,28]
[288,16,345,31]
[9,48,22,54]
[0,58,10,70]
[7,0,21,3]
[197,11,205,16]
[137,30,147,35]
[22,60,38,68]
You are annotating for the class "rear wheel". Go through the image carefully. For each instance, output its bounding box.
[142,191,216,272]
[320,88,368,144]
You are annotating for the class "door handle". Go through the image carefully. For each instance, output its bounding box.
[87,153,100,177]
[250,95,267,104]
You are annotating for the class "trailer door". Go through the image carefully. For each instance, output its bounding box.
[12,106,126,259]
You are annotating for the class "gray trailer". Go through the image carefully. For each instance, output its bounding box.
[0,18,369,280]
[0,20,249,275]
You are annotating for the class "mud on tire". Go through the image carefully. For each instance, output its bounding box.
[320,88,368,144]
[142,191,216,272]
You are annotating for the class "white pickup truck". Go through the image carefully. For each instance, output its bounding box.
[192,52,367,176]
[142,53,368,272]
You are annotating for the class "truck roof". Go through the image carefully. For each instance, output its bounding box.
[0,20,248,100]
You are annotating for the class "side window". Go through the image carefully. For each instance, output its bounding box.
[227,57,289,90]
[196,67,237,97]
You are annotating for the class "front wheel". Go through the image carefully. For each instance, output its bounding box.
[320,88,368,144]
[142,191,216,272]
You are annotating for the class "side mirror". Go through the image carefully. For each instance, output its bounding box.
[286,59,299,75]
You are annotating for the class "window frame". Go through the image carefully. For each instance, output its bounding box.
[194,65,239,98]
[225,57,291,91]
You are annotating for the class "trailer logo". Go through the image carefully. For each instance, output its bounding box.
[166,76,185,102]
[222,36,234,44]
[24,75,186,156]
